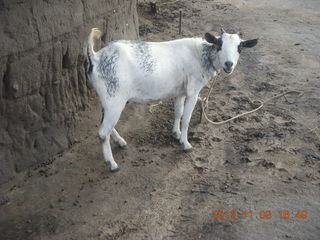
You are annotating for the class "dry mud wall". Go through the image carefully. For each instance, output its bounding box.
[0,0,139,183]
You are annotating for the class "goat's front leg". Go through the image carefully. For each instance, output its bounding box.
[172,95,186,140]
[180,94,198,152]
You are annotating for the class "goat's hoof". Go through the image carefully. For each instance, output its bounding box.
[119,144,127,149]
[172,132,180,141]
[182,143,193,152]
[118,140,127,149]
[98,135,105,142]
[110,167,120,172]
[183,148,193,153]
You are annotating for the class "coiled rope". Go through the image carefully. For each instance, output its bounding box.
[198,76,304,125]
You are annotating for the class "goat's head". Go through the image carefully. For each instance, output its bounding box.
[204,29,258,74]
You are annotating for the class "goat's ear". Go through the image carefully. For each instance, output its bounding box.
[240,39,258,48]
[204,32,222,47]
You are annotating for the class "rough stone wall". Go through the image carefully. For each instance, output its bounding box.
[0,0,139,183]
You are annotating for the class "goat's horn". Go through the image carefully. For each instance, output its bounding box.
[221,28,226,34]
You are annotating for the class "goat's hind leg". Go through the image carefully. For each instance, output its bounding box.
[99,115,127,150]
[111,128,127,149]
[102,136,119,171]
[99,100,126,171]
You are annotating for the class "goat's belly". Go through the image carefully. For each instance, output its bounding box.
[129,80,186,103]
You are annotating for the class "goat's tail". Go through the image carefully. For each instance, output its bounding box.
[88,28,102,57]
[84,28,102,76]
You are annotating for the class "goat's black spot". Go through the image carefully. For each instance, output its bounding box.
[201,43,218,73]
[132,41,155,74]
[216,42,222,52]
[238,45,242,54]
[98,46,120,97]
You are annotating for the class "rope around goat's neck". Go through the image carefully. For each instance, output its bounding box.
[198,76,304,125]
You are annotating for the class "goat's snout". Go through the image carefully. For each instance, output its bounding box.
[225,61,233,69]
[223,61,234,74]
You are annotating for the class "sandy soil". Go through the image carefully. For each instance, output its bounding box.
[1,0,320,239]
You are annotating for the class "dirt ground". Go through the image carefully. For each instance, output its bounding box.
[1,0,320,239]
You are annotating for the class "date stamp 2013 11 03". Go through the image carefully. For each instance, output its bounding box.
[210,210,309,220]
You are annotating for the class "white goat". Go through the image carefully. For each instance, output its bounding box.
[84,28,257,171]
